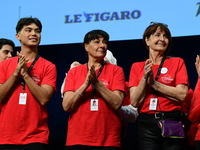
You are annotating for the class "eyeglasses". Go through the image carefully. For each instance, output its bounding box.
[150,22,168,27]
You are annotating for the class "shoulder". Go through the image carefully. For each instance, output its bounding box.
[38,57,54,65]
[166,56,184,62]
[131,61,145,69]
[104,62,123,71]
[0,57,18,66]
[38,57,56,68]
[68,64,86,74]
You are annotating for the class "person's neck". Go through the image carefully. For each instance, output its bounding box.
[20,46,38,62]
[87,58,104,70]
[149,52,165,65]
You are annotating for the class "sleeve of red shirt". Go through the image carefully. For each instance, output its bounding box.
[129,62,143,88]
[181,88,193,114]
[188,78,200,123]
[175,58,189,86]
[0,60,7,84]
[110,66,126,93]
[41,63,57,91]
[63,68,75,93]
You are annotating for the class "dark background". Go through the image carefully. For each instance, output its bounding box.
[16,35,200,149]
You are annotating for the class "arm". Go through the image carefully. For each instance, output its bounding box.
[20,55,56,106]
[146,58,188,102]
[188,78,200,123]
[62,83,89,112]
[0,54,27,103]
[62,70,90,112]
[90,65,124,110]
[22,74,55,106]
[130,59,153,107]
[188,55,200,123]
[150,81,188,102]
[94,81,124,110]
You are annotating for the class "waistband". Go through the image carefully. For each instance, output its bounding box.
[139,111,184,119]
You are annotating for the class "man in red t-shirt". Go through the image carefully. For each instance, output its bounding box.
[0,17,57,150]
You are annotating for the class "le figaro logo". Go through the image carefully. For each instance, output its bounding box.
[64,10,141,23]
[197,2,200,16]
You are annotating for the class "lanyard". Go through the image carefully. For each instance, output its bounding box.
[88,61,105,98]
[20,55,40,91]
[153,56,166,96]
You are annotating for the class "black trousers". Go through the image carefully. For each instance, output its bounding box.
[138,113,186,150]
[66,145,120,150]
[0,143,48,150]
[195,141,200,150]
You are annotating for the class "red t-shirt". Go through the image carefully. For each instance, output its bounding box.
[189,78,200,123]
[0,56,57,144]
[188,78,200,141]
[63,63,126,147]
[129,57,189,114]
[123,82,131,106]
[182,88,193,114]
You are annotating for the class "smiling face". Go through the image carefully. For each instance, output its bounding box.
[145,27,169,53]
[85,36,108,60]
[16,23,41,47]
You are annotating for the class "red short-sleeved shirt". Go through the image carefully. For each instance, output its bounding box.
[0,56,57,145]
[129,57,189,114]
[63,62,126,147]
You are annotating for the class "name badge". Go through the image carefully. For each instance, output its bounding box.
[149,98,158,110]
[91,99,98,111]
[19,93,27,105]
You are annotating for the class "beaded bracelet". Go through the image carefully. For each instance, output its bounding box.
[75,91,83,97]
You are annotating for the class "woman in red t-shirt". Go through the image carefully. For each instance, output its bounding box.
[129,22,189,150]
[62,30,126,150]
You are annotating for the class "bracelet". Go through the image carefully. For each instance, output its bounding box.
[142,77,146,81]
[153,81,158,91]
[75,91,83,97]
[154,85,158,91]
[22,73,28,78]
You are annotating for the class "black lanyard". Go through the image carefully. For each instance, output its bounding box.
[20,55,40,91]
[88,61,105,98]
[153,56,166,96]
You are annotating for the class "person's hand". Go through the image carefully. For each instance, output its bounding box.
[143,59,153,80]
[88,65,98,85]
[195,55,200,77]
[16,51,28,77]
[70,61,81,69]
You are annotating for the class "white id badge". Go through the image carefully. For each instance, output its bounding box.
[90,99,98,111]
[19,93,27,105]
[149,98,158,110]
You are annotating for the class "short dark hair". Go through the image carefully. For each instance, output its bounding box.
[143,22,172,55]
[16,17,42,33]
[83,29,109,45]
[0,38,15,50]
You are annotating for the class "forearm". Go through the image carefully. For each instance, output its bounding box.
[152,81,188,102]
[62,84,88,112]
[94,81,124,110]
[23,74,54,106]
[130,78,147,107]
